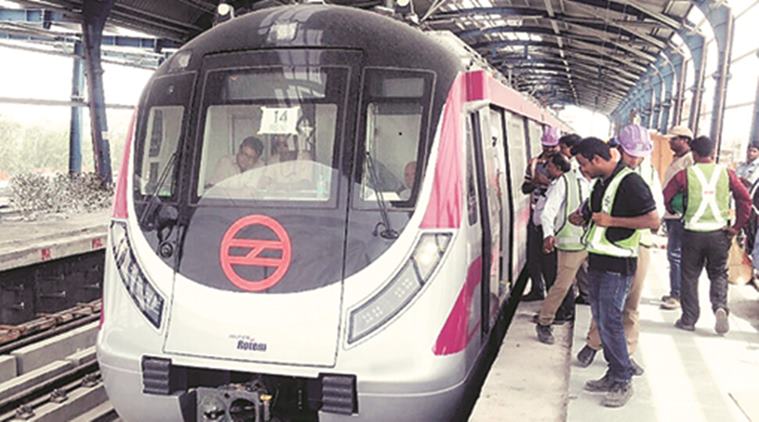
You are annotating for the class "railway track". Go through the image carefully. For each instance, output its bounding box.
[0,356,100,422]
[0,301,101,354]
[0,300,116,421]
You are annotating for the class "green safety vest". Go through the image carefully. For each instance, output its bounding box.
[684,163,730,232]
[634,163,657,247]
[584,167,641,258]
[555,170,586,251]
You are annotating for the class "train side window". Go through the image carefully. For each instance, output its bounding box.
[527,120,543,159]
[505,112,527,179]
[466,115,479,225]
[356,68,434,208]
[138,106,184,197]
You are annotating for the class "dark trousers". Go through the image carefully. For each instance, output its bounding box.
[665,219,684,299]
[680,230,730,325]
[526,221,572,316]
[527,220,551,294]
[575,260,590,301]
[744,213,757,253]
[588,269,633,383]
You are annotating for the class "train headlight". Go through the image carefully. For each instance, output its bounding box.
[412,233,451,282]
[110,221,165,329]
[348,233,452,344]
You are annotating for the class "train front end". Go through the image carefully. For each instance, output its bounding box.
[97,5,483,421]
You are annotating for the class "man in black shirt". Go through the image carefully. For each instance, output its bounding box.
[568,138,659,408]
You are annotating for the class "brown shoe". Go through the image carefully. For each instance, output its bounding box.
[660,297,680,310]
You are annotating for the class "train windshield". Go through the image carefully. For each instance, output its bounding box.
[195,66,347,204]
[356,68,434,209]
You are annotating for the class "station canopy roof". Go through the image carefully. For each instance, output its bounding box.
[8,0,696,112]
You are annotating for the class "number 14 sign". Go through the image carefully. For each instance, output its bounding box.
[258,106,300,135]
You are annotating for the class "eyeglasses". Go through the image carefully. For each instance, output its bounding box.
[237,149,258,160]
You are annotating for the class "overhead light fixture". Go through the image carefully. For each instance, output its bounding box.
[217,3,232,16]
[214,2,235,25]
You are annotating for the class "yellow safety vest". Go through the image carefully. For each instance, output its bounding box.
[684,163,730,232]
[584,167,641,258]
[555,170,586,251]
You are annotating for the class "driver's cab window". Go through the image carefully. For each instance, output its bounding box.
[196,67,345,203]
[358,68,434,207]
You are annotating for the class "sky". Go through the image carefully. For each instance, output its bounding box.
[0,46,153,126]
[558,105,612,139]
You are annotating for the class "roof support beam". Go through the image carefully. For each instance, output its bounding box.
[494,51,640,84]
[659,49,683,132]
[513,71,627,99]
[565,0,682,31]
[681,30,706,135]
[653,57,673,132]
[505,62,633,94]
[542,0,578,103]
[458,23,658,63]
[666,48,688,127]
[558,1,675,49]
[696,0,734,155]
[474,39,649,73]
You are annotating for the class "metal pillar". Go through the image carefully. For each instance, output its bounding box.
[661,49,683,131]
[81,0,115,186]
[646,72,663,129]
[680,30,706,134]
[641,77,654,128]
[651,59,668,131]
[636,77,652,127]
[695,0,734,154]
[750,75,759,145]
[68,40,84,176]
[673,54,688,126]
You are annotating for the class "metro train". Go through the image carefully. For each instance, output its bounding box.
[96,4,568,421]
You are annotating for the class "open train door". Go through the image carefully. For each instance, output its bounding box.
[469,110,506,336]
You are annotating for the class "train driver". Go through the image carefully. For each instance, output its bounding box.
[398,161,417,200]
[207,136,265,187]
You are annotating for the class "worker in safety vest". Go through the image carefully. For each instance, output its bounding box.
[660,126,694,310]
[576,125,664,375]
[567,137,659,408]
[535,146,591,345]
[521,127,561,301]
[663,136,751,335]
[558,133,592,304]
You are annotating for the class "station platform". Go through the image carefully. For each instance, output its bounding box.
[0,210,109,271]
[472,245,759,422]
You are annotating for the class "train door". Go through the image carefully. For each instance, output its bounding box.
[488,108,511,303]
[464,114,483,343]
[504,112,530,280]
[471,111,502,335]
